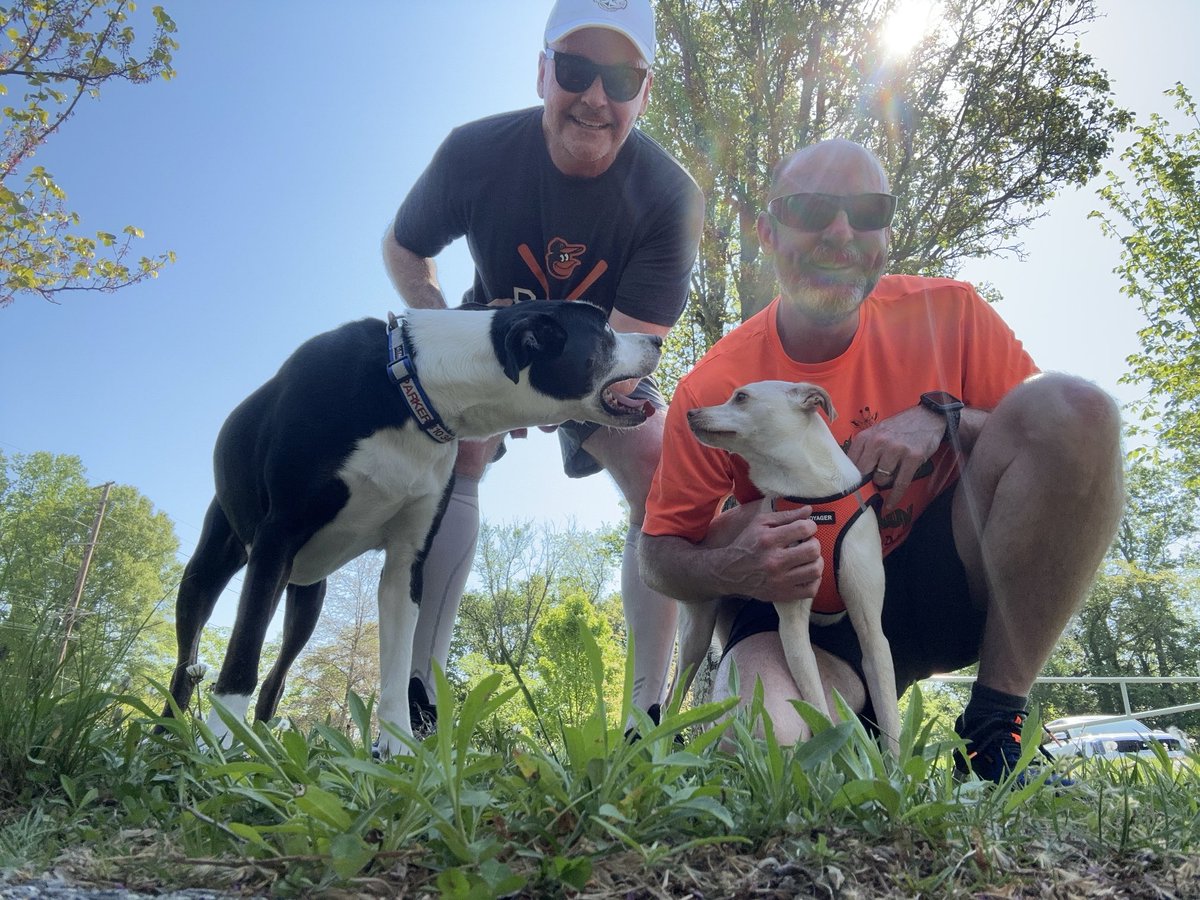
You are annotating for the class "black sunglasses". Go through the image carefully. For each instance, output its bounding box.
[767,192,897,232]
[544,49,648,103]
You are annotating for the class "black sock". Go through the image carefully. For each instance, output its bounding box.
[962,682,1028,725]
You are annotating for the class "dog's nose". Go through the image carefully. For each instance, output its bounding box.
[648,334,663,349]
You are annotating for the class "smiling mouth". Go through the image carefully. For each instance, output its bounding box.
[570,115,611,130]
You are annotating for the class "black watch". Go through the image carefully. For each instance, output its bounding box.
[919,391,964,445]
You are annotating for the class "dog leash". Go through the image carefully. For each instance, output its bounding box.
[386,312,456,444]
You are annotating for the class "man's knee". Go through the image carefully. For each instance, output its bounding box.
[714,637,864,746]
[588,418,665,519]
[1001,373,1121,454]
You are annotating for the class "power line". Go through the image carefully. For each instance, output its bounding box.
[58,481,114,665]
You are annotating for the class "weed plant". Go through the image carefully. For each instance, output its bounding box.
[0,594,142,802]
[1,629,1199,896]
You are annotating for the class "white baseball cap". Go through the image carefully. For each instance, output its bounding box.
[544,0,656,65]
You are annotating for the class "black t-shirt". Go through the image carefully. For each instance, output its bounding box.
[392,107,704,327]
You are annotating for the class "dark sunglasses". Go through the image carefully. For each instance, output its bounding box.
[767,192,897,232]
[544,49,648,103]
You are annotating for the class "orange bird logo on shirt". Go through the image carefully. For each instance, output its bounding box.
[546,237,587,279]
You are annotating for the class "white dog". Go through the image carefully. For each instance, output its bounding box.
[675,380,900,754]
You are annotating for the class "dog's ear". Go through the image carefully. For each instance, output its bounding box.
[791,383,837,422]
[500,314,568,383]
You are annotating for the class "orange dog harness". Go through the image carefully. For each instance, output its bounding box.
[772,475,882,615]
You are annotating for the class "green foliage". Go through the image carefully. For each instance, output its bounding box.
[1036,457,1200,726]
[1044,457,1200,731]
[1092,83,1200,474]
[280,554,383,736]
[0,450,182,692]
[3,637,1200,895]
[0,0,178,306]
[448,519,623,695]
[0,583,136,800]
[641,0,1131,387]
[0,450,181,798]
[531,592,624,728]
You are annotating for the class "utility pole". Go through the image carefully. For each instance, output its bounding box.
[58,481,115,666]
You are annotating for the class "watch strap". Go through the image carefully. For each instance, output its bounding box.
[919,391,964,445]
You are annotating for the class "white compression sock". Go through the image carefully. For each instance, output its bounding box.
[410,473,481,700]
[622,524,679,712]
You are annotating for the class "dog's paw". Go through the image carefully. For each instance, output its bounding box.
[372,734,416,760]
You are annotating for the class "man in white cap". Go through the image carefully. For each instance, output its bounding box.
[383,0,703,732]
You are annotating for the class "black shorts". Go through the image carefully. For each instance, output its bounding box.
[722,485,984,705]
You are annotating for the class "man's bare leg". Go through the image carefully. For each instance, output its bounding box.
[951,373,1123,777]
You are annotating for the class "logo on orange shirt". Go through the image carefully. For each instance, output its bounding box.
[852,406,880,430]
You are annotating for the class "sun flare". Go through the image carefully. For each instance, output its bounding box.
[880,0,941,58]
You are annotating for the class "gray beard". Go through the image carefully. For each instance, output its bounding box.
[781,276,874,326]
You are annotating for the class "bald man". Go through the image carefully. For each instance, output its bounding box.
[641,139,1123,783]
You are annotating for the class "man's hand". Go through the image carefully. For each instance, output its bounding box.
[703,500,822,605]
[847,406,946,511]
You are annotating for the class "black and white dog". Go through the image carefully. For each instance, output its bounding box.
[164,301,662,754]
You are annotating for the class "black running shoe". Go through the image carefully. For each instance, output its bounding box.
[408,676,438,739]
[624,703,686,746]
[953,710,1072,786]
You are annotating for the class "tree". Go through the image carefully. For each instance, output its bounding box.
[0,450,181,687]
[0,451,181,793]
[1,0,178,306]
[1042,458,1200,733]
[443,519,625,734]
[449,519,622,682]
[1092,83,1200,478]
[529,591,625,732]
[282,554,382,735]
[640,0,1131,384]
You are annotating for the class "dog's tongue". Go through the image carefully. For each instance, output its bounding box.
[610,392,656,417]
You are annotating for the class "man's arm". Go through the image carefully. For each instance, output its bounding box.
[381,230,449,310]
[609,307,670,339]
[641,502,821,606]
[847,404,991,512]
[605,308,671,396]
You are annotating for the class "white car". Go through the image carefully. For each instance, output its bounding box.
[1042,715,1188,761]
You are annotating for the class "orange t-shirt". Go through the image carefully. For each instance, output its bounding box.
[643,275,1039,554]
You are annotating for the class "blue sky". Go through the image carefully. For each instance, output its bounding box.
[2,1,1197,631]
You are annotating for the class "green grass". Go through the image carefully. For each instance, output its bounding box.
[2,633,1200,897]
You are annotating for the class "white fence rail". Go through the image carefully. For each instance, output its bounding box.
[926,675,1200,724]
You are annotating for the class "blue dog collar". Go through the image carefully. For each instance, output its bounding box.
[386,312,456,444]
